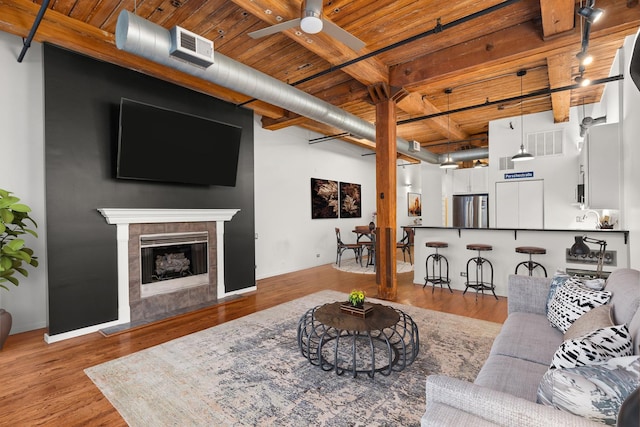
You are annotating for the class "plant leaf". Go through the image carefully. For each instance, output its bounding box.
[9,203,31,213]
[0,196,19,209]
[0,208,14,223]
[6,239,25,251]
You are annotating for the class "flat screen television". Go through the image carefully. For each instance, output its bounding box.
[117,98,242,186]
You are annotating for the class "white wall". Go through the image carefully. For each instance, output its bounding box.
[253,118,377,279]
[622,31,640,269]
[0,33,48,333]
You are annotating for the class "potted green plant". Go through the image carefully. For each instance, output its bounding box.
[0,189,38,349]
[348,289,365,308]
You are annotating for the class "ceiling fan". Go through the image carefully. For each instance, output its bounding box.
[247,0,366,51]
[579,115,607,137]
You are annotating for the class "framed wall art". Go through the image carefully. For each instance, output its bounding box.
[408,192,422,217]
[340,182,362,218]
[311,178,339,219]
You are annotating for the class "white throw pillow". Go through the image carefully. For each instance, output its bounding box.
[547,280,611,333]
[538,356,640,425]
[550,324,633,370]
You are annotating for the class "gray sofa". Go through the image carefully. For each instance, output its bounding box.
[421,268,640,426]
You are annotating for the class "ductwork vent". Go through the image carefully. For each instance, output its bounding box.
[499,156,514,171]
[169,26,214,68]
[525,130,563,157]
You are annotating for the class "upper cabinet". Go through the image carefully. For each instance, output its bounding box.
[587,123,620,209]
[452,167,489,194]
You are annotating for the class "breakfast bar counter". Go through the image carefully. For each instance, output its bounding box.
[411,227,630,297]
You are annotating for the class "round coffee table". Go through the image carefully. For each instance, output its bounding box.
[297,302,419,378]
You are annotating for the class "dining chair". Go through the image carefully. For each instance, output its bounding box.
[335,227,361,267]
[397,227,414,264]
[354,225,375,267]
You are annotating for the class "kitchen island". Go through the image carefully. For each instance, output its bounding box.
[412,227,629,297]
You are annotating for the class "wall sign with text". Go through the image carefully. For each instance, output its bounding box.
[504,171,534,180]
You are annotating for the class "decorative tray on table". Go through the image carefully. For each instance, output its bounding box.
[340,302,374,318]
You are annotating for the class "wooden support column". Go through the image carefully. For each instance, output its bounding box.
[369,83,399,300]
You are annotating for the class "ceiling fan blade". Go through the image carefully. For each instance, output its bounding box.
[592,116,607,125]
[321,19,365,51]
[248,18,301,39]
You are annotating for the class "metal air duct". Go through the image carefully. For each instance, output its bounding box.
[115,11,487,164]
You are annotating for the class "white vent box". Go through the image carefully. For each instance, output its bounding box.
[408,140,421,152]
[170,26,214,68]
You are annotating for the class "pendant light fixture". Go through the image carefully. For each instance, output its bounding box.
[511,69,534,162]
[440,88,458,169]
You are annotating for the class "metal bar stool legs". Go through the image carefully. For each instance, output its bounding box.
[463,244,497,300]
[515,246,547,277]
[424,242,452,293]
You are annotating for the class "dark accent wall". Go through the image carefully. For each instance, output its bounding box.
[43,45,255,335]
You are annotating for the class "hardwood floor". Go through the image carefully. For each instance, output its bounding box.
[0,262,507,426]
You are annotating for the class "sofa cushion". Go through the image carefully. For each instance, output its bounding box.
[605,269,640,326]
[564,305,614,341]
[422,402,499,427]
[475,354,550,401]
[491,312,563,365]
[537,356,640,425]
[550,324,632,370]
[547,281,611,333]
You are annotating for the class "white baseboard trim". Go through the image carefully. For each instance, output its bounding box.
[44,318,127,344]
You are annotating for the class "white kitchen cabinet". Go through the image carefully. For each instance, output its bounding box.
[495,180,544,228]
[452,167,488,194]
[587,123,620,209]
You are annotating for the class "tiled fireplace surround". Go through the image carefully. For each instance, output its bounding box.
[128,221,218,323]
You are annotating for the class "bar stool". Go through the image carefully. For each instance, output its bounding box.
[515,246,547,277]
[424,242,452,293]
[464,243,497,300]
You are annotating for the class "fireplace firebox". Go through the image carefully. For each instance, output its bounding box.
[139,232,209,298]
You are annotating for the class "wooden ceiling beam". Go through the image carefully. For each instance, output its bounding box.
[546,52,573,123]
[390,0,640,89]
[0,0,286,119]
[539,0,576,39]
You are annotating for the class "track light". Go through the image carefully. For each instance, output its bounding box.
[576,50,593,66]
[577,6,604,24]
[575,74,591,86]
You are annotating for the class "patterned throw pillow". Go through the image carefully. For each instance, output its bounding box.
[546,271,570,314]
[547,281,611,333]
[550,324,632,370]
[538,356,640,425]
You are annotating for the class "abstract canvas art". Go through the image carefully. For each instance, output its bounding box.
[311,178,339,219]
[408,192,422,217]
[340,182,361,218]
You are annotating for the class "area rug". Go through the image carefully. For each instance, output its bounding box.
[85,290,501,426]
[333,258,414,274]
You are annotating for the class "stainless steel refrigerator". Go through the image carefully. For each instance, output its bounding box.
[453,194,489,228]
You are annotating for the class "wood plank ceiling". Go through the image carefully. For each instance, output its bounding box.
[1,0,638,165]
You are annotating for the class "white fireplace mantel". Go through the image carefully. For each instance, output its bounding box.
[98,208,240,224]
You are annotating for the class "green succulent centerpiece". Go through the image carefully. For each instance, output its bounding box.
[348,289,366,307]
[0,189,38,291]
